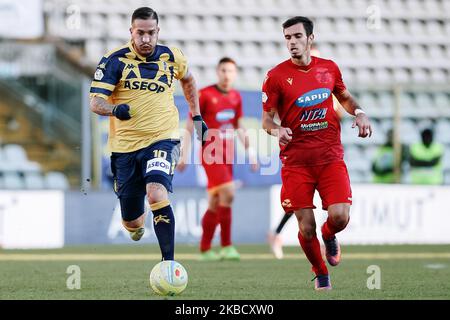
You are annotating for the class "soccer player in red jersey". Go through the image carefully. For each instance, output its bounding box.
[262,17,372,290]
[178,57,259,261]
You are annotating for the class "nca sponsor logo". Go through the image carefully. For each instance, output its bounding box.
[295,88,331,108]
[124,80,165,93]
[216,109,236,122]
[146,158,171,174]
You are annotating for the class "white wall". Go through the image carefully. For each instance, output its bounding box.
[270,184,450,245]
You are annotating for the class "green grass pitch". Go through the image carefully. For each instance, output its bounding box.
[0,244,449,300]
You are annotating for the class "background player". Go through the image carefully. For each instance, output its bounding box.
[89,7,208,261]
[262,16,372,290]
[178,57,259,261]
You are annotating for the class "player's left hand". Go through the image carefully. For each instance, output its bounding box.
[352,113,372,138]
[192,115,209,145]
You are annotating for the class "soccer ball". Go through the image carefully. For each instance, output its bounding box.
[149,260,188,296]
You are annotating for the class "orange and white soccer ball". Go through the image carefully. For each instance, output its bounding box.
[149,260,188,296]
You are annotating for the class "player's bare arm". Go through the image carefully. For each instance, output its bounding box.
[180,71,200,116]
[180,70,208,144]
[262,110,292,146]
[334,89,372,138]
[90,96,114,116]
[90,96,131,120]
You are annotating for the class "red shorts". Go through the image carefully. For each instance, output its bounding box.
[201,139,234,192]
[280,160,352,212]
[202,162,233,192]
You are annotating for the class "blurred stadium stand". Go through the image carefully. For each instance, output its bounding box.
[1,0,449,188]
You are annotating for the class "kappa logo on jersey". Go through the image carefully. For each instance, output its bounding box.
[216,109,236,122]
[295,88,331,108]
[146,158,171,174]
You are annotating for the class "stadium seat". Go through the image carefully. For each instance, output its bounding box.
[261,42,278,59]
[355,68,373,84]
[259,17,276,33]
[336,43,353,60]
[204,41,221,60]
[3,172,25,189]
[355,43,371,60]
[409,44,427,60]
[411,68,429,84]
[405,0,424,14]
[203,16,221,34]
[185,41,202,58]
[430,69,447,83]
[223,41,240,59]
[399,119,420,144]
[242,42,259,59]
[391,44,408,59]
[434,93,450,117]
[392,68,410,84]
[317,43,334,58]
[435,119,450,144]
[408,20,426,36]
[45,171,70,190]
[374,68,392,84]
[428,45,445,60]
[390,19,408,35]
[24,172,45,189]
[185,15,202,32]
[3,144,28,162]
[221,16,240,33]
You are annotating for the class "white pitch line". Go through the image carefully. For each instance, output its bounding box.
[0,252,449,261]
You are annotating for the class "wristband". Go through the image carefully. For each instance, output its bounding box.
[354,109,366,116]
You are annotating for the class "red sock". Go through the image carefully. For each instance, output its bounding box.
[298,231,328,276]
[217,206,232,247]
[200,209,218,252]
[321,217,349,241]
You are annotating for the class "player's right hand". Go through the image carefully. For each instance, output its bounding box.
[192,115,209,146]
[278,127,292,146]
[112,104,131,120]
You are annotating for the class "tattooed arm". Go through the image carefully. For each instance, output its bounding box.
[90,96,115,116]
[179,70,208,145]
[90,96,131,120]
[179,71,201,117]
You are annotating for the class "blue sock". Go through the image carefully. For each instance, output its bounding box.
[152,204,175,260]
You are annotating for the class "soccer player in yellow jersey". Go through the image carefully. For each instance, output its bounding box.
[89,7,208,261]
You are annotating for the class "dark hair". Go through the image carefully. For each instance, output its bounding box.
[282,16,314,36]
[131,7,159,24]
[421,128,433,139]
[217,57,237,67]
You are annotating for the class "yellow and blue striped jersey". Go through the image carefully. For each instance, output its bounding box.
[90,41,187,153]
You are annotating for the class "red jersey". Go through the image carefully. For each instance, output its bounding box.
[262,56,346,167]
[197,85,243,165]
[199,85,243,134]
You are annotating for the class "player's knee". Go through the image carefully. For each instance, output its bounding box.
[146,183,168,204]
[329,209,350,228]
[123,217,144,229]
[299,223,317,240]
[219,189,234,206]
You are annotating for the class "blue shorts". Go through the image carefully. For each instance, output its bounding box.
[111,139,180,221]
